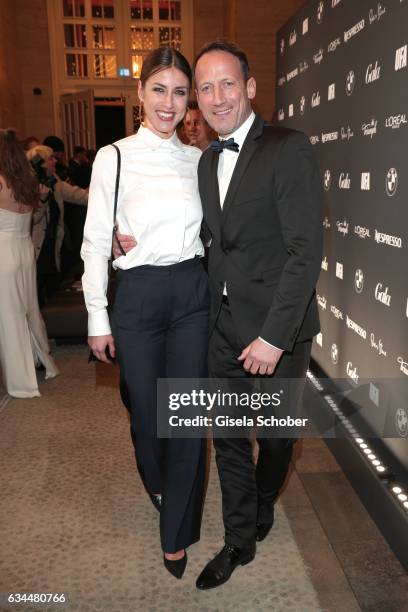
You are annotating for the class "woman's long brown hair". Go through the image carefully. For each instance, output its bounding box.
[0,129,39,206]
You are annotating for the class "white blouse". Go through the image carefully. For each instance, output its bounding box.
[81,125,204,336]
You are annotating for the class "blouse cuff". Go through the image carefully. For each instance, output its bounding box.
[88,310,111,337]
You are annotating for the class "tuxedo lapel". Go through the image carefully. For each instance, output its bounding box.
[202,149,222,243]
[221,114,264,220]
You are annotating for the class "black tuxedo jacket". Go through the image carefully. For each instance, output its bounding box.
[198,114,323,352]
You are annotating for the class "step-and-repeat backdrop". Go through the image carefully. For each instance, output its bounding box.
[276,0,408,443]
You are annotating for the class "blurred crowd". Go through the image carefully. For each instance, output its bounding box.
[23,135,91,304]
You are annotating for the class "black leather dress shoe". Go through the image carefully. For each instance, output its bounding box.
[196,543,256,590]
[149,493,162,512]
[256,505,275,542]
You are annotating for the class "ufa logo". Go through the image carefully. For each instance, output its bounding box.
[361,172,370,190]
[317,1,324,23]
[324,169,331,191]
[300,96,306,115]
[346,70,355,95]
[355,269,364,293]
[331,343,339,365]
[395,44,407,70]
[386,168,398,196]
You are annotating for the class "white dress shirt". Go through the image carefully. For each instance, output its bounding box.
[81,126,204,336]
[217,111,255,209]
[216,111,281,352]
[218,111,255,299]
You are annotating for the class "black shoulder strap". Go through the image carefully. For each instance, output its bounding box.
[111,143,121,223]
[110,144,125,259]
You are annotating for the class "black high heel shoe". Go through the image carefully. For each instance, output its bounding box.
[148,493,162,512]
[163,551,187,579]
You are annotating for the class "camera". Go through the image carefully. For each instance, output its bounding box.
[30,154,58,189]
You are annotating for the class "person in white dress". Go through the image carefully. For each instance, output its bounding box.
[0,129,59,398]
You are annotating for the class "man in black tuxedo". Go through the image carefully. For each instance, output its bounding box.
[193,40,323,589]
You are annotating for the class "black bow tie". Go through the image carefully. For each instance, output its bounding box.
[210,138,240,153]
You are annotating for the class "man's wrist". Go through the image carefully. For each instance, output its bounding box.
[258,336,283,352]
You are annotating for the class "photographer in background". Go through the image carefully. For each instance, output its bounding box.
[26,145,88,306]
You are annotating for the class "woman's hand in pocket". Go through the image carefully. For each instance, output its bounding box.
[112,225,137,259]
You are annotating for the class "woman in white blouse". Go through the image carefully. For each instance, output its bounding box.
[81,47,209,579]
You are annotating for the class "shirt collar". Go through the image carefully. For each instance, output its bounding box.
[137,124,182,151]
[220,111,256,150]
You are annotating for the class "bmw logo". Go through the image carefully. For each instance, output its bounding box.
[346,70,355,96]
[355,269,364,294]
[386,167,398,197]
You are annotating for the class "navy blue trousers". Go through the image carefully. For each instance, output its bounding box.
[112,257,209,553]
